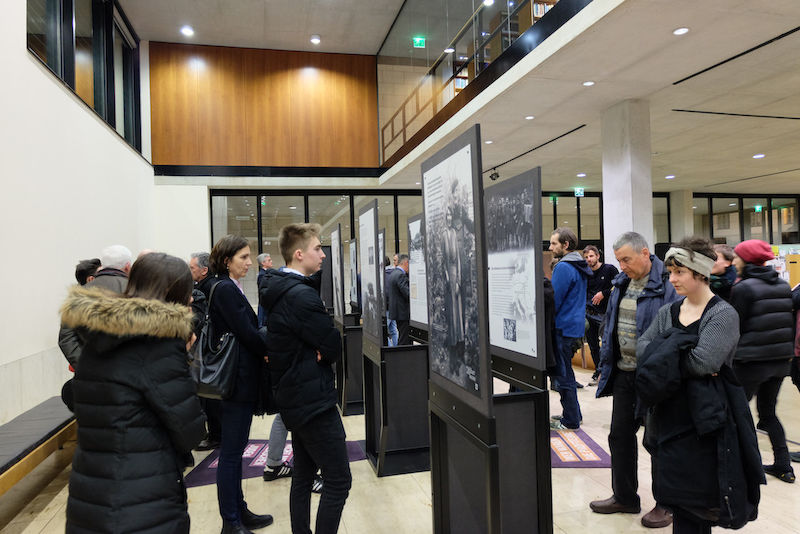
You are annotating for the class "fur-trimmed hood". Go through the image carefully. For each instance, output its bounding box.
[61,286,193,342]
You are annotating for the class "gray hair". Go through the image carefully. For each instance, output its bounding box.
[613,232,649,253]
[398,253,409,263]
[100,245,133,270]
[190,252,210,269]
[256,253,271,265]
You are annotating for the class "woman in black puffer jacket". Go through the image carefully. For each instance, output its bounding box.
[60,253,206,533]
[730,239,796,483]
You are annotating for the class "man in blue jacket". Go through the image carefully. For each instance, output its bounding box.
[590,231,678,529]
[549,227,592,430]
[261,223,351,534]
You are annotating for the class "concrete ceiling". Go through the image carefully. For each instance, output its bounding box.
[379,0,800,196]
[118,0,405,54]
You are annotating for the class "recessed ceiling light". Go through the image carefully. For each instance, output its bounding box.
[525,115,535,120]
[582,80,595,87]
[576,173,586,178]
[485,140,493,144]
[444,47,455,54]
[665,175,675,179]
[692,206,697,209]
[752,153,765,159]
[289,206,297,210]
[415,182,421,185]
[673,27,690,36]
[483,0,495,6]
[180,25,194,37]
[310,34,321,45]
[729,203,736,207]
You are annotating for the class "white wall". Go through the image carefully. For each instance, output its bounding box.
[152,184,211,260]
[0,1,157,423]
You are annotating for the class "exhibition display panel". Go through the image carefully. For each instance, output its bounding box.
[408,213,429,344]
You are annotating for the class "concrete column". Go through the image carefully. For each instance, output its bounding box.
[669,190,694,241]
[601,99,653,263]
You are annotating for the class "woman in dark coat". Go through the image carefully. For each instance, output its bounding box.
[60,253,206,533]
[208,235,273,534]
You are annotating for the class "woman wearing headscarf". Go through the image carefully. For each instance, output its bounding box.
[730,239,796,483]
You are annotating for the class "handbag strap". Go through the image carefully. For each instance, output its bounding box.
[205,280,224,321]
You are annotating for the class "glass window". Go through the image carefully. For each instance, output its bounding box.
[397,195,423,256]
[542,195,555,240]
[211,196,260,305]
[309,195,353,310]
[580,196,601,240]
[27,0,58,71]
[354,196,396,262]
[711,198,740,245]
[693,198,710,240]
[113,24,133,138]
[771,198,798,245]
[260,196,305,270]
[74,0,94,108]
[743,198,768,242]
[653,197,670,246]
[557,195,578,235]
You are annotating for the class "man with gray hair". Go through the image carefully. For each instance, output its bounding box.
[589,232,678,529]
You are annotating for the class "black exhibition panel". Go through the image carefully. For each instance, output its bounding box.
[319,245,333,314]
[336,321,364,416]
[422,125,552,533]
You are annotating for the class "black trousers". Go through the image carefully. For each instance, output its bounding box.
[201,397,222,441]
[290,407,352,534]
[672,508,711,534]
[586,316,603,375]
[217,400,254,524]
[739,374,791,469]
[396,320,410,346]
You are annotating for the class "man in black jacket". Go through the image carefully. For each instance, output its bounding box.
[261,223,350,534]
[583,245,618,386]
[388,254,410,345]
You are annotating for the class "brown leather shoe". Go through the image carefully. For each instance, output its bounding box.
[641,505,673,528]
[589,496,641,514]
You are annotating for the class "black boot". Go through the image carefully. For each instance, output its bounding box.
[241,508,274,530]
[221,522,254,534]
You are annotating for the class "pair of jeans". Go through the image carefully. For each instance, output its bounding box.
[740,374,791,469]
[553,330,582,428]
[586,315,603,376]
[387,318,398,347]
[267,413,289,467]
[290,407,352,534]
[217,400,255,524]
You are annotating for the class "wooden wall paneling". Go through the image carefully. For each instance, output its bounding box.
[195,45,247,165]
[288,51,325,167]
[350,56,379,166]
[149,42,200,165]
[243,48,293,166]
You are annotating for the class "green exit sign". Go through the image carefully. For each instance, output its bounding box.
[754,205,763,212]
[574,187,585,197]
[412,37,426,48]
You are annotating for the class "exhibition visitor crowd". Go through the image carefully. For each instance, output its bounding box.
[55,223,798,534]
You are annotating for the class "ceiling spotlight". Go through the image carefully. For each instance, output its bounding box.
[180,25,194,37]
[415,182,421,185]
[310,34,321,45]
[483,0,495,6]
[729,203,736,207]
[673,27,690,36]
[752,153,765,159]
[444,47,455,54]
[289,206,297,210]
[489,169,500,181]
[665,175,675,179]
[576,173,586,178]
[525,115,535,120]
[485,140,493,144]
[582,80,595,87]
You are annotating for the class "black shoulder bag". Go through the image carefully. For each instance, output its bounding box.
[190,281,240,399]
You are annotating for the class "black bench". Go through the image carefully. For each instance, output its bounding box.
[0,397,76,496]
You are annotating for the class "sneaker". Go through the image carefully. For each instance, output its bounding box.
[263,461,292,481]
[550,414,563,421]
[550,420,578,431]
[763,464,796,483]
[588,379,599,387]
[311,475,323,494]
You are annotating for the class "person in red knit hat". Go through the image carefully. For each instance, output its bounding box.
[730,239,795,483]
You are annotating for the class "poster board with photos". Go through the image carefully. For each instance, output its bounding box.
[349,239,358,310]
[358,201,383,352]
[408,213,429,330]
[331,225,345,322]
[484,168,546,370]
[320,245,333,311]
[379,229,386,300]
[421,124,492,419]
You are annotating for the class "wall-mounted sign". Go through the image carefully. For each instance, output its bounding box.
[574,187,584,197]
[412,37,426,48]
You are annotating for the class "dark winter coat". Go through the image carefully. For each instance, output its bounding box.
[207,277,268,403]
[710,265,737,302]
[260,269,342,430]
[636,301,763,528]
[586,263,619,317]
[730,264,795,363]
[542,278,557,370]
[60,286,206,534]
[387,267,410,321]
[596,255,678,397]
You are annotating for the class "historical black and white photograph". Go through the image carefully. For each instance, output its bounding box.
[331,226,344,320]
[423,143,481,396]
[349,240,358,307]
[408,215,428,327]
[485,174,539,358]
[359,203,382,345]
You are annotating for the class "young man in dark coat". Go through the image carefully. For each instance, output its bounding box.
[730,239,796,483]
[261,223,351,534]
[591,232,679,529]
[387,254,410,345]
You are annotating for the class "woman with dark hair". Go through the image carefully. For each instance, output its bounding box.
[636,237,763,534]
[208,235,273,534]
[730,239,796,483]
[60,252,207,533]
